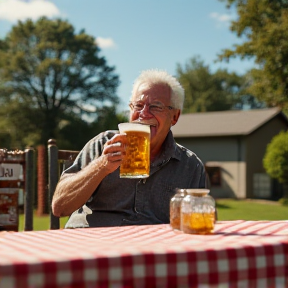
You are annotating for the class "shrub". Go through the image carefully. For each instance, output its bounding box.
[279,197,288,206]
[263,131,288,184]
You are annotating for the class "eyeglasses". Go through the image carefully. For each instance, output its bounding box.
[129,102,174,114]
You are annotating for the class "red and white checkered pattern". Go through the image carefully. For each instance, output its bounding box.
[0,220,288,288]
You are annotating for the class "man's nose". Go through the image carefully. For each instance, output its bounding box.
[139,104,153,116]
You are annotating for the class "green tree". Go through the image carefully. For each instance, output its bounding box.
[263,131,288,198]
[0,99,43,149]
[218,0,288,114]
[176,56,248,113]
[0,17,120,146]
[57,106,128,150]
[90,105,128,136]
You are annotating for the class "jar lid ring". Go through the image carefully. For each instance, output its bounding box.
[185,189,210,196]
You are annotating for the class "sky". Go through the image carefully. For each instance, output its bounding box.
[0,0,255,111]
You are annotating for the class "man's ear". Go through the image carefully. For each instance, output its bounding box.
[171,109,181,126]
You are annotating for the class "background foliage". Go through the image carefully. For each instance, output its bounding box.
[0,17,122,150]
[176,56,264,113]
[218,0,288,115]
[263,131,288,186]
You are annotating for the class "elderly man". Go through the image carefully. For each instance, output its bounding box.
[52,69,206,228]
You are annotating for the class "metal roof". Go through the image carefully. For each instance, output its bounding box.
[171,107,287,137]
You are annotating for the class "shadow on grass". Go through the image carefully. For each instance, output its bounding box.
[216,203,231,209]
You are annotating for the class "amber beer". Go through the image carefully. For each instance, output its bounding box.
[181,212,215,234]
[118,123,150,178]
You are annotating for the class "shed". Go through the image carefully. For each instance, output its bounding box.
[171,108,288,199]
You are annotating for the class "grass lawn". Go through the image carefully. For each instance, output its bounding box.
[17,199,287,231]
[18,213,69,231]
[216,199,288,221]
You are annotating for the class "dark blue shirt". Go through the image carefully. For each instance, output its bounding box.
[64,130,206,228]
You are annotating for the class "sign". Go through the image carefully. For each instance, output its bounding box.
[0,163,22,181]
[0,188,19,231]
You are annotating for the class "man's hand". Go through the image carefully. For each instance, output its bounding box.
[101,133,127,174]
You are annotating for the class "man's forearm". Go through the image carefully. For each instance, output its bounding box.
[52,156,110,217]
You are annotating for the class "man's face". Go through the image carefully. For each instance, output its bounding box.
[129,83,180,150]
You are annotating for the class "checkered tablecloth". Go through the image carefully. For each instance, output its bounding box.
[0,220,288,288]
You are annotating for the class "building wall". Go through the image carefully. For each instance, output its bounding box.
[207,161,246,199]
[245,117,288,199]
[174,136,246,199]
[175,136,245,162]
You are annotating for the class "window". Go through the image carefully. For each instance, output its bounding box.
[253,173,271,198]
[205,166,221,187]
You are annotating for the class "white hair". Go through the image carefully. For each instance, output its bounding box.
[131,69,185,111]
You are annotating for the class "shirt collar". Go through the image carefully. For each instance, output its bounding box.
[151,130,181,167]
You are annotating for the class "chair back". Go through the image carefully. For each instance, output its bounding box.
[47,139,79,229]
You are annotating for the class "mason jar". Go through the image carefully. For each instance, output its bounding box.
[180,189,216,234]
[169,188,186,230]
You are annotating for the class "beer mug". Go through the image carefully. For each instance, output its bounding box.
[118,122,150,178]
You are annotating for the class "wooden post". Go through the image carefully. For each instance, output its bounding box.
[37,145,47,216]
[24,147,35,231]
[48,139,60,229]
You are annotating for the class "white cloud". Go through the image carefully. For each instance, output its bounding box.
[0,0,61,22]
[209,12,235,26]
[95,37,116,49]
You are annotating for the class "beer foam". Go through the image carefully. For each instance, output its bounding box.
[118,122,150,133]
[132,119,157,126]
